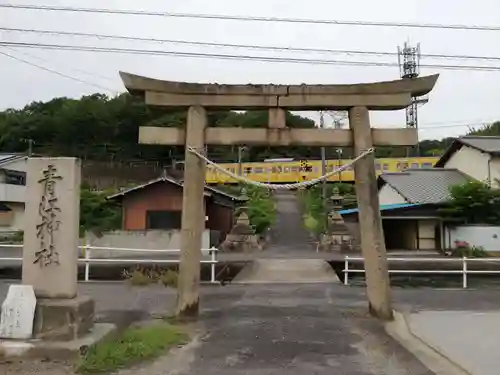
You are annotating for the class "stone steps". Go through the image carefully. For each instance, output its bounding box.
[232,259,341,284]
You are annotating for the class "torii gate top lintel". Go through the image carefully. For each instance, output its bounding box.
[119,71,439,111]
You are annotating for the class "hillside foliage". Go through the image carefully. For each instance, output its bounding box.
[2,93,499,163]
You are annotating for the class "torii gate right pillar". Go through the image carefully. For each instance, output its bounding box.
[349,106,392,319]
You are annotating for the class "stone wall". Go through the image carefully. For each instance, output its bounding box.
[84,229,212,258]
[0,229,219,265]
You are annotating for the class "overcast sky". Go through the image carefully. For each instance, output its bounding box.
[1,0,500,141]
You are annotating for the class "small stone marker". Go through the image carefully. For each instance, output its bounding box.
[0,285,36,339]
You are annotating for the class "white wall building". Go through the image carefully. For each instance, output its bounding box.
[0,155,27,232]
[435,136,500,186]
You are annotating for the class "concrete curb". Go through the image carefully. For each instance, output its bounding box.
[385,311,472,375]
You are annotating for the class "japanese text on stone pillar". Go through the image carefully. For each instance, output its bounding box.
[35,164,62,266]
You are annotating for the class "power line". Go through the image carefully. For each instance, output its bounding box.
[1,44,116,83]
[3,27,500,62]
[1,4,498,31]
[419,122,496,131]
[419,117,500,127]
[2,41,500,71]
[0,49,117,92]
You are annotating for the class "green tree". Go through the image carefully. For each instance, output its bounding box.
[80,188,122,235]
[241,185,276,234]
[468,121,500,136]
[220,184,276,234]
[439,180,500,224]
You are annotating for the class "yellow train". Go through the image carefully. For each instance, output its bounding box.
[205,157,440,184]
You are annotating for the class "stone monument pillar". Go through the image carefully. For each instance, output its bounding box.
[22,158,94,341]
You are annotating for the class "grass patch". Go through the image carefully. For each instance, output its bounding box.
[76,323,188,374]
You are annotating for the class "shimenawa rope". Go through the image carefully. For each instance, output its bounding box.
[186,147,374,190]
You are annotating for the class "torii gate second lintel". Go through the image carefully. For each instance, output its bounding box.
[120,72,439,321]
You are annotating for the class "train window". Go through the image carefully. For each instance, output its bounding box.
[244,167,252,175]
[375,163,381,171]
[422,163,433,168]
[284,167,291,173]
[272,166,282,173]
[291,167,299,172]
[411,163,419,169]
[383,163,389,171]
[254,167,263,173]
[313,167,319,173]
[397,162,409,170]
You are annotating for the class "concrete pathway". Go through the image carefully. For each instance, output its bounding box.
[168,284,434,375]
[405,310,500,375]
[264,190,316,257]
[232,191,342,283]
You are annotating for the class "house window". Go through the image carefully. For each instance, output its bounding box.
[146,210,182,230]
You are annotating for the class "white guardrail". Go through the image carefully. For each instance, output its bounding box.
[0,244,219,283]
[343,256,500,289]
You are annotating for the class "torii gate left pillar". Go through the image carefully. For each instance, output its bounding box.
[120,72,439,320]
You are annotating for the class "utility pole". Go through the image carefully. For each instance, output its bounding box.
[237,146,244,176]
[319,111,328,232]
[332,114,344,183]
[320,112,327,200]
[22,138,34,157]
[337,148,343,182]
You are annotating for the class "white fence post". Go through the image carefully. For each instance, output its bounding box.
[210,247,216,283]
[84,240,91,282]
[462,256,468,289]
[344,256,349,285]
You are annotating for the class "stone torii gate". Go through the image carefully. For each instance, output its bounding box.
[120,72,439,320]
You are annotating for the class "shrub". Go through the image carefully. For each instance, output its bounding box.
[299,183,356,236]
[451,240,488,258]
[440,180,500,225]
[122,268,152,286]
[122,267,179,287]
[227,184,276,234]
[158,269,178,288]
